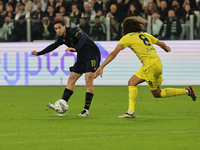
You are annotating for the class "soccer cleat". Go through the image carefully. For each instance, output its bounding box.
[186,86,196,101]
[118,113,135,118]
[46,102,55,110]
[78,109,89,117]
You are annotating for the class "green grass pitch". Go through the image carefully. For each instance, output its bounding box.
[0,85,200,150]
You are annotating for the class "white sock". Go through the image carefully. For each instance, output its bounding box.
[127,110,134,114]
[186,89,189,95]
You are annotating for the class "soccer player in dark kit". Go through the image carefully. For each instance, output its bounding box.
[31,18,101,116]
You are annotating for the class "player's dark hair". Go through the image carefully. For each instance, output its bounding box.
[53,18,66,26]
[122,16,147,35]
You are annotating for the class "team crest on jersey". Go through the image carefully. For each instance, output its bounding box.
[147,48,151,53]
[147,48,155,53]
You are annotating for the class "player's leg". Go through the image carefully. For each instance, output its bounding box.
[63,72,83,102]
[85,72,94,94]
[148,61,196,100]
[128,75,144,113]
[79,72,95,117]
[62,59,85,103]
[151,87,186,98]
[79,55,100,116]
[66,72,83,91]
[47,72,82,110]
[151,86,196,101]
[84,72,95,111]
[119,74,145,118]
[78,72,94,117]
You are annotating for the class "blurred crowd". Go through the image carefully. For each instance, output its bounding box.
[0,0,200,42]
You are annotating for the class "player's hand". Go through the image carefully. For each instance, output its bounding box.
[165,46,171,52]
[31,50,38,56]
[94,67,103,79]
[65,48,76,52]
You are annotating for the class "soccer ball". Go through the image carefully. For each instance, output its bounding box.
[54,99,68,114]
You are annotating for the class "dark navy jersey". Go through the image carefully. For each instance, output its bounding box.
[38,27,100,60]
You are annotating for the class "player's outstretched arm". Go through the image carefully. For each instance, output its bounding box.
[94,45,123,78]
[31,50,38,56]
[33,42,61,56]
[156,41,171,52]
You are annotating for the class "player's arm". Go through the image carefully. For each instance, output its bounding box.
[31,40,62,56]
[94,45,123,78]
[156,41,171,52]
[64,28,86,53]
[73,28,87,51]
[100,45,123,68]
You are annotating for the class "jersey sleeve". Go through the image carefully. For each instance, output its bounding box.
[117,35,129,50]
[145,33,159,44]
[38,37,62,55]
[72,27,87,51]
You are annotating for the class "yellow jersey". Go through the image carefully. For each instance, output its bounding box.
[118,32,160,70]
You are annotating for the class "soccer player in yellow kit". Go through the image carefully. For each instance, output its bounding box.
[94,16,196,118]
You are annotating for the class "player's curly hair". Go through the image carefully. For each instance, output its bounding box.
[53,18,66,26]
[122,16,147,35]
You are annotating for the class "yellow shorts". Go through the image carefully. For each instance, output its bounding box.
[135,59,164,90]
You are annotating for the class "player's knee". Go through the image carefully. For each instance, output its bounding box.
[128,79,136,86]
[152,93,161,98]
[85,73,94,81]
[151,88,161,98]
[68,76,76,84]
[128,79,133,86]
[85,77,93,85]
[128,80,131,86]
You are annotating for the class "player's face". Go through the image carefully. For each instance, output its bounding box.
[54,23,66,36]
